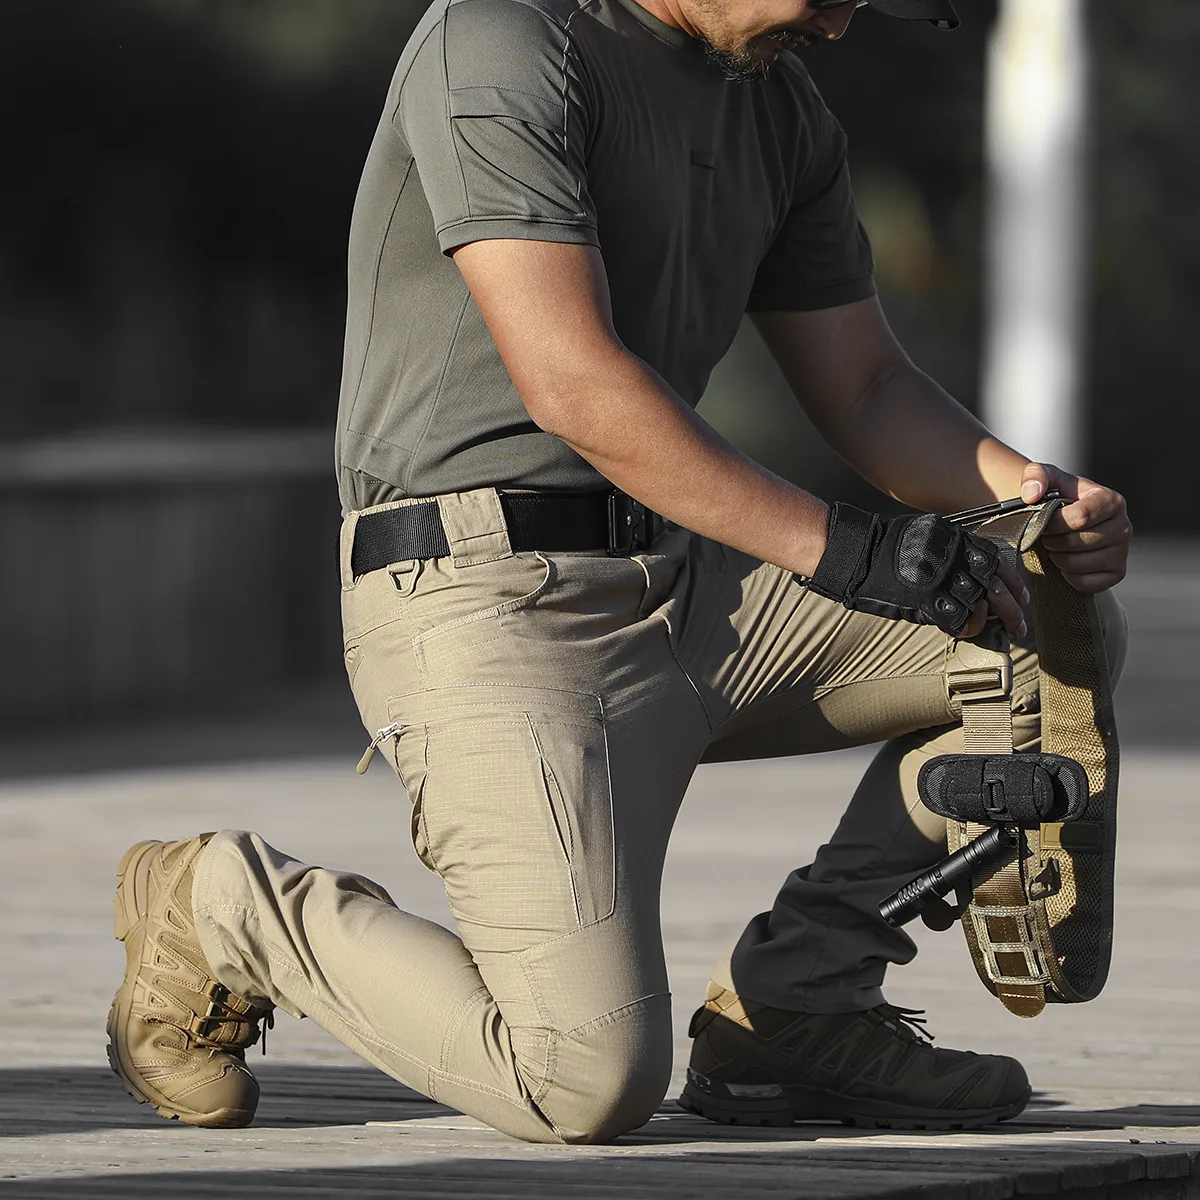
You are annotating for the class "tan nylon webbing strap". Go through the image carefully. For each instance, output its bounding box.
[944,636,1014,755]
[943,499,1117,1017]
[946,611,1047,1017]
[1022,540,1120,1003]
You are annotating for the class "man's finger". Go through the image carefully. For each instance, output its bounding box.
[960,597,988,640]
[988,578,1027,639]
[1054,569,1125,595]
[1043,491,1126,538]
[1020,462,1055,505]
[1048,546,1128,580]
[1044,502,1103,537]
[994,557,1030,606]
[1049,538,1129,587]
[1041,511,1131,554]
[1042,529,1121,554]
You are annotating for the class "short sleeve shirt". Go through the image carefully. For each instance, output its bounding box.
[335,0,875,509]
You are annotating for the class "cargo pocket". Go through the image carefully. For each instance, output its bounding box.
[388,722,436,874]
[387,685,615,935]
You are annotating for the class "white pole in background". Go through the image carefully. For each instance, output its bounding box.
[981,0,1088,473]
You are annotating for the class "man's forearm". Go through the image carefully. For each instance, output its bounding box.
[455,239,829,574]
[531,350,831,576]
[821,361,1031,513]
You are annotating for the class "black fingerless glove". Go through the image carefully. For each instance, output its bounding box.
[806,503,999,634]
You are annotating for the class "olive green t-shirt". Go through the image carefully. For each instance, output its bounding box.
[335,0,876,510]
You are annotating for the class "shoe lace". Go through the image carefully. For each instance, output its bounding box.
[147,986,274,1055]
[874,1004,934,1044]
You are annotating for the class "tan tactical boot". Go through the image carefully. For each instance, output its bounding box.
[107,835,273,1128]
[680,984,1030,1130]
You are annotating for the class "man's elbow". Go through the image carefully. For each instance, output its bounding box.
[519,381,577,439]
[515,352,630,443]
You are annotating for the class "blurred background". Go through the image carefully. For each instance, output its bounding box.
[1,0,1196,767]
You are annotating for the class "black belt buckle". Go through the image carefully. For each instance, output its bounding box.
[607,490,651,556]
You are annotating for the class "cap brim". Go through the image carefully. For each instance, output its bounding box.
[867,0,959,29]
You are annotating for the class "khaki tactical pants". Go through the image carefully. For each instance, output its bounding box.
[193,489,1128,1144]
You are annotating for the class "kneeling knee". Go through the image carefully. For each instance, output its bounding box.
[538,996,673,1145]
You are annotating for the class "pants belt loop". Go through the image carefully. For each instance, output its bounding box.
[435,489,515,567]
[339,509,363,590]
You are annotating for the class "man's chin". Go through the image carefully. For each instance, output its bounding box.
[701,39,773,81]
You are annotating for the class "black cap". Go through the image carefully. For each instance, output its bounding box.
[867,0,959,29]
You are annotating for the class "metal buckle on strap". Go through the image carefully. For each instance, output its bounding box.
[607,490,652,556]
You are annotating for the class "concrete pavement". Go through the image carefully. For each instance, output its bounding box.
[1,748,1197,1196]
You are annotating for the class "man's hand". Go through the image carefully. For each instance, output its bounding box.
[1019,464,1132,593]
[969,557,1029,640]
[808,504,1029,640]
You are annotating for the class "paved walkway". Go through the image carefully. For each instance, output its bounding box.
[2,746,1197,1197]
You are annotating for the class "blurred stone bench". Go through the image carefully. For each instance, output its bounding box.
[0,429,342,724]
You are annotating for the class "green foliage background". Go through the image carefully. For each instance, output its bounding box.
[2,0,1196,525]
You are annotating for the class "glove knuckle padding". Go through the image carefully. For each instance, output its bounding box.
[808,503,999,634]
[895,514,952,587]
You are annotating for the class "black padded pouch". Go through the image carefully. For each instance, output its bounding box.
[918,753,1089,826]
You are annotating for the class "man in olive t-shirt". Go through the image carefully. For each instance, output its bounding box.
[334,0,874,504]
[107,0,1132,1144]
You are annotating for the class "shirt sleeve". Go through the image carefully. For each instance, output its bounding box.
[746,95,876,312]
[394,0,598,255]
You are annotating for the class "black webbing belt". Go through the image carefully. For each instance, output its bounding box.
[350,491,659,578]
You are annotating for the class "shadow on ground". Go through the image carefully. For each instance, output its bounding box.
[4,1065,1199,1140]
[2,1143,1197,1199]
[3,1068,1197,1198]
[0,1065,455,1136]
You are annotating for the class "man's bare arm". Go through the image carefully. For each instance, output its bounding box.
[753,301,1132,593]
[453,238,831,577]
[454,238,1027,634]
[752,299,1029,512]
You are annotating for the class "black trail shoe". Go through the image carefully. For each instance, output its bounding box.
[679,984,1030,1131]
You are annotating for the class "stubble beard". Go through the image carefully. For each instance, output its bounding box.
[700,28,803,82]
[701,36,769,81]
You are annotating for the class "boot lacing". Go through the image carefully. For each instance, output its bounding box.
[874,1005,934,1044]
[145,982,274,1056]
